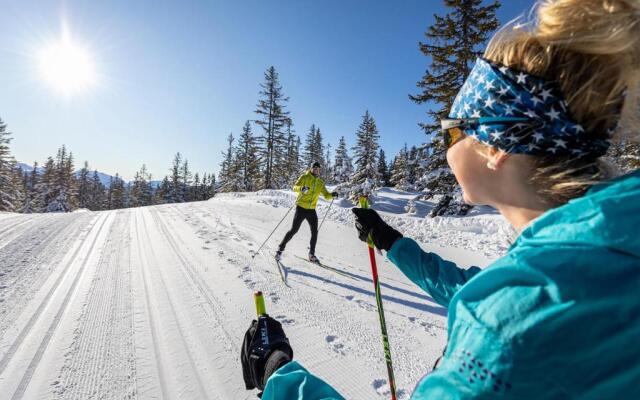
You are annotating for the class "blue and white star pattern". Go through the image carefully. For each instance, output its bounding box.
[449,58,611,158]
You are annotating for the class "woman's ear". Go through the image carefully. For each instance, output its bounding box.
[486,147,510,171]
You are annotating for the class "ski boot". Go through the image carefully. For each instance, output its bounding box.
[308,253,320,264]
[275,250,283,261]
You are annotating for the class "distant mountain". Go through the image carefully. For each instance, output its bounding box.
[17,162,44,174]
[75,170,118,187]
[17,162,119,188]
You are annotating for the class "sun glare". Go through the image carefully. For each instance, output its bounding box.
[38,30,97,95]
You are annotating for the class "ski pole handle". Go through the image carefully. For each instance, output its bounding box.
[254,291,267,317]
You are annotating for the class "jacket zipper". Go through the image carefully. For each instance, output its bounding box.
[310,175,317,208]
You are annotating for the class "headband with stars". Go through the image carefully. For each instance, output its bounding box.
[449,58,612,158]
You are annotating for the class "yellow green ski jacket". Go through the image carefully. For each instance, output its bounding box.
[293,171,333,209]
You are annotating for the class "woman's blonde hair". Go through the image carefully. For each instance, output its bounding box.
[484,0,640,205]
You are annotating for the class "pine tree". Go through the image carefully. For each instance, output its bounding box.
[377,149,390,186]
[77,161,92,209]
[390,145,411,190]
[23,161,42,213]
[218,133,240,192]
[181,159,192,200]
[0,118,18,211]
[606,139,640,173]
[46,146,77,212]
[89,170,106,210]
[303,124,325,168]
[350,110,380,192]
[169,152,183,202]
[283,120,301,185]
[156,176,171,204]
[236,121,261,191]
[130,164,153,207]
[255,66,290,189]
[410,0,499,216]
[333,136,353,184]
[109,174,127,209]
[324,143,332,183]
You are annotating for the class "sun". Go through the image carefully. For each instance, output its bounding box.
[38,30,97,95]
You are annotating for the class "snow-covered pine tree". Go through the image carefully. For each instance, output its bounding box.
[130,164,153,207]
[208,173,216,198]
[155,176,171,204]
[109,174,127,209]
[23,161,42,213]
[4,161,25,212]
[606,139,640,173]
[218,133,240,192]
[410,0,500,217]
[323,143,332,183]
[0,118,18,212]
[303,124,325,168]
[169,152,183,202]
[89,170,106,210]
[333,136,353,184]
[181,159,192,200]
[283,120,301,185]
[46,146,77,212]
[236,121,261,191]
[377,149,390,186]
[349,110,381,196]
[77,161,92,209]
[390,145,411,190]
[255,66,290,189]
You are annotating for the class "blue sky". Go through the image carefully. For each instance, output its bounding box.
[0,0,533,181]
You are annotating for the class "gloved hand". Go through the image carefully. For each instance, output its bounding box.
[241,315,293,391]
[331,191,339,198]
[352,208,403,251]
[301,186,310,194]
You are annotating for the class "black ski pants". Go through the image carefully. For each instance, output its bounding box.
[279,206,318,254]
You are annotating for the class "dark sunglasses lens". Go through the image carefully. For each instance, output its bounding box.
[443,129,451,147]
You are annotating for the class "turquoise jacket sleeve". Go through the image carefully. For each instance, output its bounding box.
[262,361,345,400]
[387,238,482,308]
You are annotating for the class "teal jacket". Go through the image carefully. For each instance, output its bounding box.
[262,170,640,399]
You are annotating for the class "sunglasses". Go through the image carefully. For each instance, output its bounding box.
[440,117,532,149]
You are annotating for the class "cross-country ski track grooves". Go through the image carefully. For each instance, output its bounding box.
[0,192,501,399]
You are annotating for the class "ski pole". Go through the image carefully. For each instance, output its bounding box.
[360,196,397,400]
[317,197,335,236]
[253,192,303,258]
[252,202,296,258]
[254,290,267,316]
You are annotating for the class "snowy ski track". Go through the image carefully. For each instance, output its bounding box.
[0,192,504,399]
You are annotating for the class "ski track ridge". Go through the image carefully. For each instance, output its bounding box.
[150,207,238,349]
[55,210,135,399]
[133,211,171,400]
[0,214,91,338]
[9,211,112,400]
[0,213,102,376]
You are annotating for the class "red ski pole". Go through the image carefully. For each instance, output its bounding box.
[360,195,397,400]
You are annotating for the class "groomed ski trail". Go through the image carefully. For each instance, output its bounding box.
[0,191,500,399]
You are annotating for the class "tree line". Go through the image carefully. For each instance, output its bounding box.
[0,121,214,213]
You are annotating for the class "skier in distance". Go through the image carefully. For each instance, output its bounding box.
[242,0,640,398]
[275,161,338,263]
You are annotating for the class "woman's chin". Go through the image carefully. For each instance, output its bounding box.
[462,192,482,206]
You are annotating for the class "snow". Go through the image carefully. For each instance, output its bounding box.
[0,189,511,399]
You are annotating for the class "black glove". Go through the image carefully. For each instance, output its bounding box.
[331,191,339,198]
[352,208,403,251]
[241,314,293,391]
